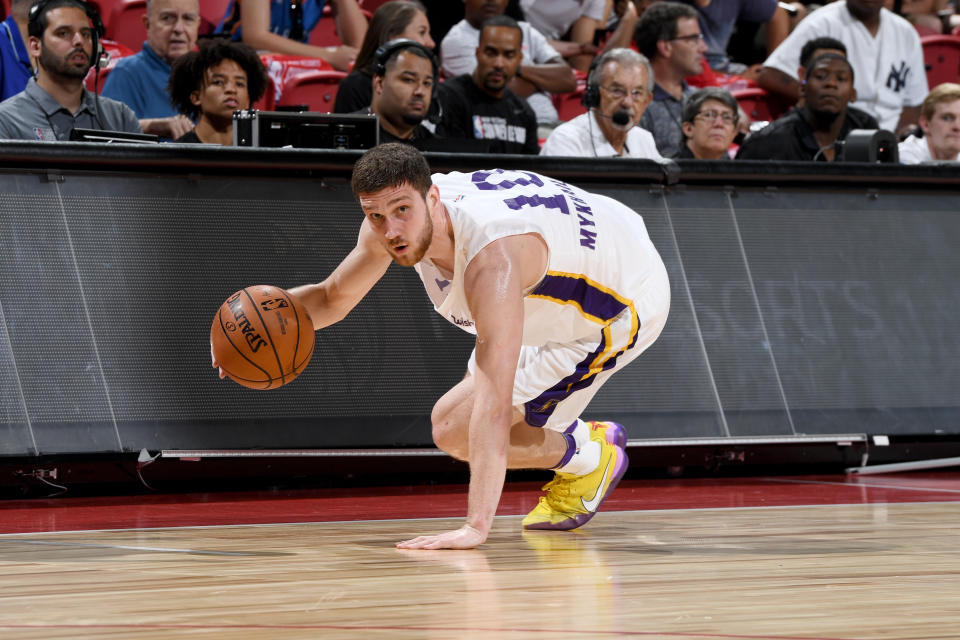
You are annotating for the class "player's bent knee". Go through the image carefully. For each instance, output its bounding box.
[431,413,468,460]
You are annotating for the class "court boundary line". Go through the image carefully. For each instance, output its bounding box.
[1,500,956,538]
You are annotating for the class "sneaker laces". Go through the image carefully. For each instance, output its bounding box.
[541,473,577,504]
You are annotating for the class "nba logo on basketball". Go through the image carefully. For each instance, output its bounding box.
[260,297,290,311]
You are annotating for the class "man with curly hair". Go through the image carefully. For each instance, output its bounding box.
[167,39,268,144]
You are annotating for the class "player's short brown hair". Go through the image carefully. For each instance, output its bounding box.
[351,143,433,200]
[921,83,960,122]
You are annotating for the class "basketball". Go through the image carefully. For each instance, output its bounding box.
[210,285,315,390]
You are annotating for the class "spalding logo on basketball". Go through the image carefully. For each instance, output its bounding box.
[210,285,315,390]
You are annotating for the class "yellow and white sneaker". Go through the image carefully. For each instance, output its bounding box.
[522,432,628,531]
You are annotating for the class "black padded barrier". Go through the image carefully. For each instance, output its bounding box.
[1,142,959,457]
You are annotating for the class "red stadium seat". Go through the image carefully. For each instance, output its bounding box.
[921,35,960,88]
[253,75,277,111]
[201,0,231,34]
[551,69,588,122]
[358,0,393,11]
[730,87,790,123]
[276,69,347,112]
[87,0,112,28]
[106,0,147,52]
[551,88,587,122]
[308,5,372,47]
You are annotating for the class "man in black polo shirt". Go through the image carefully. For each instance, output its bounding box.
[736,53,878,162]
[435,15,539,155]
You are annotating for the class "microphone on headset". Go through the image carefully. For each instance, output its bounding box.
[594,110,631,126]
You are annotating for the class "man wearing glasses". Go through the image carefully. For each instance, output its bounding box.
[540,48,661,159]
[635,2,706,158]
[675,87,739,159]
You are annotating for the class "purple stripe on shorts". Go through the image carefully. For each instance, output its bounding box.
[530,274,627,322]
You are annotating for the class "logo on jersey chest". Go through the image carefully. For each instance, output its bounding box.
[886,62,910,92]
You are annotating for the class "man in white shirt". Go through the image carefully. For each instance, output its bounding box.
[900,83,960,163]
[519,0,609,71]
[541,48,662,159]
[440,0,575,124]
[757,0,927,135]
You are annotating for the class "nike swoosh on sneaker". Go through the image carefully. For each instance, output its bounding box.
[580,456,613,512]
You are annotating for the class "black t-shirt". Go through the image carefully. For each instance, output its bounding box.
[435,74,539,155]
[334,70,373,114]
[175,129,202,143]
[376,122,435,145]
[350,106,435,146]
[736,107,880,161]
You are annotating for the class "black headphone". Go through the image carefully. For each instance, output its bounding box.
[29,0,107,69]
[581,52,608,109]
[373,38,440,123]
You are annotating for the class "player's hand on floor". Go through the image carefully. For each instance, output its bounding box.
[210,342,225,379]
[395,524,486,550]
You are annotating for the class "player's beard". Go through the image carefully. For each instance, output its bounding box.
[390,209,433,267]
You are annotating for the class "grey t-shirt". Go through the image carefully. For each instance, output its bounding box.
[0,77,141,141]
[639,82,697,159]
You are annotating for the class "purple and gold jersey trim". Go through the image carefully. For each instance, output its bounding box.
[524,271,640,427]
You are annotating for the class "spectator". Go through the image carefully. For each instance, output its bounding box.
[334,1,433,114]
[635,2,706,158]
[167,40,267,144]
[681,0,790,77]
[900,0,957,35]
[520,0,639,72]
[0,0,140,140]
[899,83,960,162]
[737,53,878,161]
[0,0,33,101]
[757,0,927,135]
[676,86,739,158]
[541,47,662,158]
[361,38,436,145]
[436,16,538,154]
[216,0,367,72]
[101,0,198,139]
[440,0,575,125]
[797,36,847,84]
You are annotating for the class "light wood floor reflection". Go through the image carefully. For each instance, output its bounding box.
[1,502,958,639]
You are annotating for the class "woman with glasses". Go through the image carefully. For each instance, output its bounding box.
[676,87,739,159]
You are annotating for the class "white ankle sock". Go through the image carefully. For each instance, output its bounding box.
[567,419,590,448]
[555,439,601,476]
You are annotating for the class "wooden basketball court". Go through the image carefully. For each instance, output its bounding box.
[1,472,958,639]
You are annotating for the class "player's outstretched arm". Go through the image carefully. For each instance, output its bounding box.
[211,221,391,377]
[396,233,547,550]
[289,219,392,330]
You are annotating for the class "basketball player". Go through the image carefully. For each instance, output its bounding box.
[213,143,670,549]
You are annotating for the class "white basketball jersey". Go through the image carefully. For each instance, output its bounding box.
[414,169,665,347]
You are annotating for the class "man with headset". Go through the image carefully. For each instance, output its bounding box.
[0,0,140,141]
[540,48,662,159]
[359,38,436,146]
